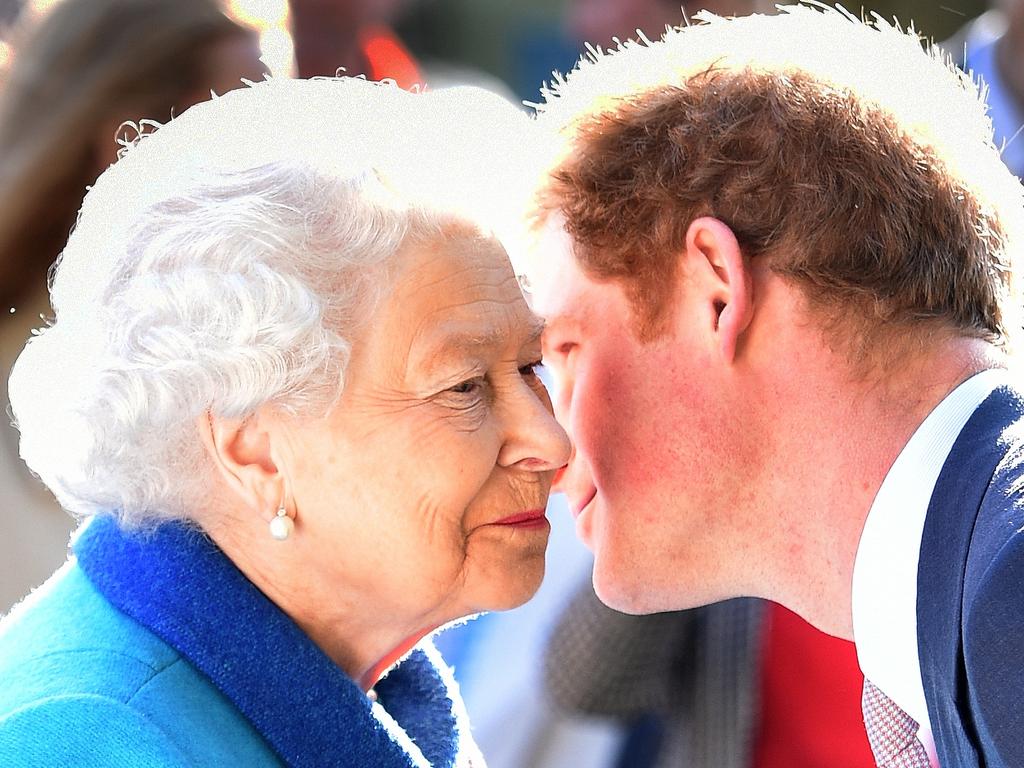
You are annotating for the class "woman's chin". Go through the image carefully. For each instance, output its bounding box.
[474,559,547,613]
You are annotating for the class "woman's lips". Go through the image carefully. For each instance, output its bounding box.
[492,509,548,528]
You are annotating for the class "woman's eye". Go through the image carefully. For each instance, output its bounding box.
[449,377,484,396]
[519,360,544,379]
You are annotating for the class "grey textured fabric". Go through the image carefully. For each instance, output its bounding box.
[545,577,763,768]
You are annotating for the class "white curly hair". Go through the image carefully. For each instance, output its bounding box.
[9,76,544,527]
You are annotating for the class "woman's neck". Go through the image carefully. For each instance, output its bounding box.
[359,632,433,691]
[204,512,442,691]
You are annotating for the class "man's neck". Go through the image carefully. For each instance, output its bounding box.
[755,335,1002,639]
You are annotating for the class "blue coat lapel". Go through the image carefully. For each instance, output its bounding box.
[917,385,1024,768]
[74,516,461,768]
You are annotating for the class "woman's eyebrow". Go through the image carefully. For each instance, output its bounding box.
[523,316,546,346]
[413,317,546,376]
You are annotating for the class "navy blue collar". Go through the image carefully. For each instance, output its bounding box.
[74,516,462,768]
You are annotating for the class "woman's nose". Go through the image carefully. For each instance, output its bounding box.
[497,383,572,472]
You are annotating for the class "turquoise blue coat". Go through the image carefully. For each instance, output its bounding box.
[0,516,477,767]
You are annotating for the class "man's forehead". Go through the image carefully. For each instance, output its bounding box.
[526,218,587,319]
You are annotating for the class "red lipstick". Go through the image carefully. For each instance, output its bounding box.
[492,509,548,528]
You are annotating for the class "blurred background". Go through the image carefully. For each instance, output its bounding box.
[0,1,1010,767]
[1,1,991,103]
[397,0,990,101]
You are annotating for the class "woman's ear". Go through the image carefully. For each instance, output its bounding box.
[683,216,753,363]
[196,408,283,518]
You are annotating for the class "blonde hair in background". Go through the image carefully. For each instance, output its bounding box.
[0,0,258,308]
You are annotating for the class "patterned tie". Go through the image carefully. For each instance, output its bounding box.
[862,679,932,767]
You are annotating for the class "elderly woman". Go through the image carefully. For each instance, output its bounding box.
[0,77,569,767]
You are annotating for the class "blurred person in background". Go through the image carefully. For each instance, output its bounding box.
[287,0,515,97]
[0,0,266,615]
[944,0,1024,175]
[546,588,875,768]
[288,0,420,85]
[567,0,775,47]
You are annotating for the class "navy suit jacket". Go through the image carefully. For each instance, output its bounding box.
[918,384,1024,768]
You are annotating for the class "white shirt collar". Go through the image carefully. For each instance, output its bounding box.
[851,368,1005,747]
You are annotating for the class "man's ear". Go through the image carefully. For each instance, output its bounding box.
[683,216,753,363]
[196,408,284,520]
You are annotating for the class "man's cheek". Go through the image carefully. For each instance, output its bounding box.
[579,371,653,482]
[573,378,620,456]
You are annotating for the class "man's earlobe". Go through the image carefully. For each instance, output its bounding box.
[684,216,753,364]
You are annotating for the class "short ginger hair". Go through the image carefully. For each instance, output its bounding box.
[532,5,1024,347]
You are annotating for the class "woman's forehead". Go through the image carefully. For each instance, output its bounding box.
[351,231,539,377]
[391,230,515,297]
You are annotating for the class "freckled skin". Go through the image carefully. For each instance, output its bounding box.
[280,228,570,641]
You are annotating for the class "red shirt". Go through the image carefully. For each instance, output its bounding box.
[752,602,876,768]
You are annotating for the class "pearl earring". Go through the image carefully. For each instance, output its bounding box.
[269,505,294,541]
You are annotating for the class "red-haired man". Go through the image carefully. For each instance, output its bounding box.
[528,6,1024,768]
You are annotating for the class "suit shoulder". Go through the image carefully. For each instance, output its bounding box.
[965,417,1024,593]
[963,528,1024,767]
[964,526,1024,658]
[0,693,192,767]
